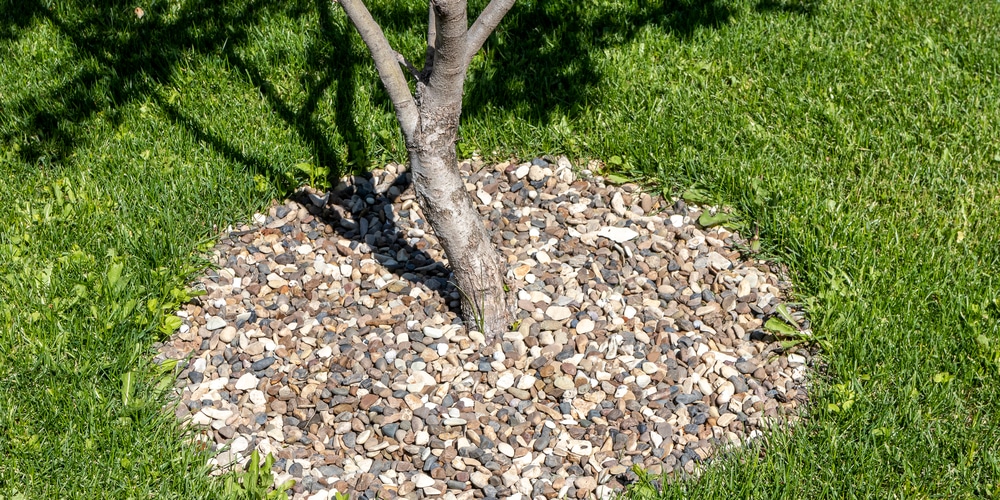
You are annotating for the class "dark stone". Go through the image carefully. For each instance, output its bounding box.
[675,391,703,405]
[613,432,628,451]
[252,356,276,371]
[274,253,295,265]
[382,422,399,437]
[735,359,757,374]
[730,375,749,393]
[342,432,357,448]
[533,434,551,451]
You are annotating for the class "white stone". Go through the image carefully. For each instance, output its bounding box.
[356,429,372,445]
[414,431,430,445]
[514,163,530,179]
[406,370,436,393]
[716,381,736,404]
[553,376,575,390]
[596,226,638,243]
[422,326,444,339]
[296,244,313,255]
[205,316,227,331]
[234,373,258,391]
[623,305,637,319]
[471,471,490,488]
[248,390,267,406]
[201,406,233,421]
[218,326,237,343]
[516,375,537,390]
[266,419,284,442]
[707,251,732,270]
[545,305,572,321]
[610,192,628,217]
[569,439,593,456]
[497,442,516,458]
[476,190,492,205]
[528,164,545,181]
[670,214,684,228]
[414,473,435,488]
[230,436,249,454]
[496,372,516,390]
[534,250,552,265]
[575,318,595,334]
[717,413,737,427]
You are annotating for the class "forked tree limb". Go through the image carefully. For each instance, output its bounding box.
[339,0,419,138]
[424,0,469,98]
[464,0,516,70]
[424,1,438,75]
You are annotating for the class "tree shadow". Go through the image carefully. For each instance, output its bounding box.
[1,0,270,168]
[754,0,820,16]
[285,173,462,316]
[460,0,738,125]
[0,0,742,312]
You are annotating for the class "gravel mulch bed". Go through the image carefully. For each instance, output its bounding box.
[155,156,810,500]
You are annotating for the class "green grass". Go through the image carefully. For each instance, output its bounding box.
[1,0,999,498]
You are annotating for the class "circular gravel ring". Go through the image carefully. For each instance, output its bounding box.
[156,156,810,500]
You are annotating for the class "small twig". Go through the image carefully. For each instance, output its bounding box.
[424,0,437,73]
[395,51,422,81]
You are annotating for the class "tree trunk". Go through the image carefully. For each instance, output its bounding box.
[338,0,518,343]
[408,102,513,340]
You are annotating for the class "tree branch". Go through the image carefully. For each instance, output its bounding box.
[424,1,437,74]
[425,0,468,101]
[396,51,422,81]
[339,0,419,138]
[464,0,515,70]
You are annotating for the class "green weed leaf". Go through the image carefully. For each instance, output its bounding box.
[775,303,798,326]
[159,315,183,335]
[765,316,799,337]
[698,211,731,227]
[682,187,712,205]
[606,173,631,184]
[121,371,135,407]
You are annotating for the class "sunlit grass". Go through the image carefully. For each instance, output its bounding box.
[1,0,999,497]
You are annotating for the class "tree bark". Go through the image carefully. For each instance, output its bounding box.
[338,0,516,342]
[409,108,513,338]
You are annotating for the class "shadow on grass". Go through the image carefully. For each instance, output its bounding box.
[0,0,744,177]
[754,0,820,16]
[461,0,738,125]
[0,0,743,303]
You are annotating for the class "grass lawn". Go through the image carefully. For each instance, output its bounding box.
[1,0,999,498]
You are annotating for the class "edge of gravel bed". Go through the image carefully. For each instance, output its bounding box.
[155,156,813,500]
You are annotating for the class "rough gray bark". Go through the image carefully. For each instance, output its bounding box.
[339,0,517,342]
